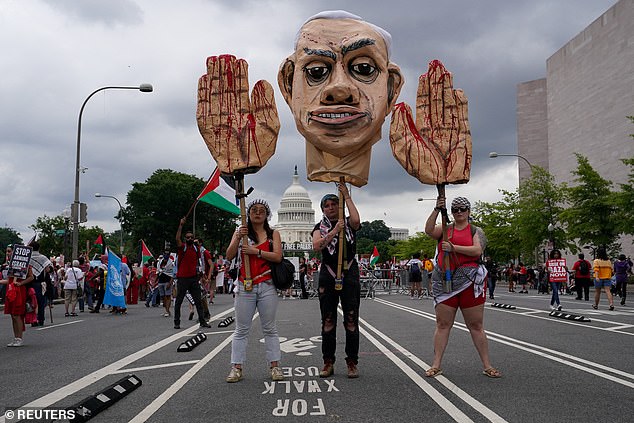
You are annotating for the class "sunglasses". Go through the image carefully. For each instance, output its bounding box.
[185,236,194,240]
[451,207,469,213]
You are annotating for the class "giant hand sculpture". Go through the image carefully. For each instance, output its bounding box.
[390,60,471,185]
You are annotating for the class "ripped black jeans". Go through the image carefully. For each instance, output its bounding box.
[318,262,360,364]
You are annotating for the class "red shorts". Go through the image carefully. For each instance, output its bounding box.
[4,282,27,316]
[440,283,485,309]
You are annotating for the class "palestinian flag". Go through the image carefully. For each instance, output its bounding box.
[197,167,240,215]
[140,240,153,264]
[369,246,380,266]
[94,234,104,253]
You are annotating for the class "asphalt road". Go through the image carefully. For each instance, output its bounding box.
[1,287,633,423]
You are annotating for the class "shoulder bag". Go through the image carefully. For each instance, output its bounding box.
[268,240,295,290]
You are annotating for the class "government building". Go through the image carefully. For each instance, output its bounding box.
[274,167,315,252]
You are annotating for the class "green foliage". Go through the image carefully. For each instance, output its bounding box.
[473,190,522,264]
[614,116,634,237]
[29,215,106,259]
[122,169,237,256]
[357,220,391,242]
[390,232,437,261]
[516,166,571,260]
[560,154,620,253]
[0,227,22,253]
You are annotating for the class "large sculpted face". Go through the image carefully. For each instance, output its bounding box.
[280,18,402,158]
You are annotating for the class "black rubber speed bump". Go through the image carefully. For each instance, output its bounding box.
[218,316,235,328]
[67,374,141,422]
[490,303,516,310]
[549,310,591,322]
[177,332,207,352]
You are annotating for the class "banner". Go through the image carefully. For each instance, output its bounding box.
[103,250,126,307]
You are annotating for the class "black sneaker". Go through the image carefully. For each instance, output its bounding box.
[199,322,211,328]
[557,305,562,311]
[174,324,180,329]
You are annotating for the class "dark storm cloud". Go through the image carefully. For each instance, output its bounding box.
[0,0,618,239]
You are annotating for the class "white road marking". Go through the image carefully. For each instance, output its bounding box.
[128,312,259,423]
[375,298,634,388]
[110,360,201,374]
[36,320,83,330]
[357,314,508,423]
[0,307,235,423]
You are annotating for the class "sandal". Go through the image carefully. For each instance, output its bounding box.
[425,367,443,378]
[592,304,598,310]
[483,367,502,378]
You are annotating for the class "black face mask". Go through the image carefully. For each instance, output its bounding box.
[186,239,194,245]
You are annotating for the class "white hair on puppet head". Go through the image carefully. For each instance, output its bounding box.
[294,10,393,59]
[247,198,272,221]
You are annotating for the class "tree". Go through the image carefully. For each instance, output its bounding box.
[560,154,620,253]
[357,220,391,242]
[516,166,569,261]
[123,169,237,257]
[614,116,634,238]
[30,215,107,259]
[0,227,22,252]
[473,191,521,265]
[390,232,437,261]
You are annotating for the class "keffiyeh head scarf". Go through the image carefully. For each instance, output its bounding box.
[451,197,471,210]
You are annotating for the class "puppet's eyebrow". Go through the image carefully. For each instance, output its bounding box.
[342,38,376,56]
[303,48,336,60]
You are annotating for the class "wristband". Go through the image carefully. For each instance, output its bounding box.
[257,249,262,258]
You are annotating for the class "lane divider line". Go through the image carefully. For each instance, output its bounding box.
[0,307,235,423]
[357,313,508,423]
[375,298,634,388]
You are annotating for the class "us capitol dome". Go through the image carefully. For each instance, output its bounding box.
[274,166,315,251]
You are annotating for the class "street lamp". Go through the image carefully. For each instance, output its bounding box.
[95,193,125,255]
[488,151,534,170]
[548,222,555,250]
[72,84,153,260]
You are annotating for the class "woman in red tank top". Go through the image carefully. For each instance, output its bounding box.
[423,196,500,379]
[225,199,284,383]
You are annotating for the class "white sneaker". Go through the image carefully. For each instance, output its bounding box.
[550,304,556,310]
[7,338,23,347]
[162,313,170,317]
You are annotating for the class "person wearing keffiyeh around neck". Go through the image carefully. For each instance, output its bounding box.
[312,182,361,379]
[423,196,501,379]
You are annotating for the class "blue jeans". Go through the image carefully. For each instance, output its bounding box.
[231,280,280,365]
[550,282,561,306]
[145,287,159,306]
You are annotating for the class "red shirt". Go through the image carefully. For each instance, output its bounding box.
[177,245,199,278]
[572,259,592,279]
[239,240,272,284]
[437,224,479,270]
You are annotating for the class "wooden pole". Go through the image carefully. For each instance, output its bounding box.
[335,177,345,289]
[235,174,252,290]
[437,184,452,293]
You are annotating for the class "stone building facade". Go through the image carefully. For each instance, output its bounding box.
[517,0,634,258]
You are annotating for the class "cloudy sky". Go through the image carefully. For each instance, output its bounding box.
[0,0,618,241]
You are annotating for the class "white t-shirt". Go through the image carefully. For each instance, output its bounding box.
[65,267,84,289]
